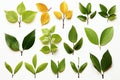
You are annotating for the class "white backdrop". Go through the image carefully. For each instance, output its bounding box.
[0,0,120,80]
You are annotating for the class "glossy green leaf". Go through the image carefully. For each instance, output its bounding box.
[108,5,116,15]
[90,11,96,19]
[99,4,107,13]
[36,63,48,73]
[22,30,35,50]
[86,3,91,14]
[90,54,101,73]
[64,43,74,54]
[5,11,18,23]
[25,62,35,74]
[98,12,108,18]
[100,27,114,46]
[5,62,13,74]
[41,46,50,54]
[32,55,37,68]
[74,38,83,50]
[79,3,87,14]
[14,61,23,74]
[40,35,49,44]
[58,58,65,72]
[69,26,78,43]
[5,34,19,51]
[85,28,99,45]
[101,50,112,72]
[70,62,78,73]
[50,26,55,33]
[77,15,87,22]
[51,60,58,74]
[51,44,57,53]
[17,2,26,15]
[79,63,87,73]
[22,11,37,23]
[108,14,116,21]
[51,34,62,44]
[42,28,50,36]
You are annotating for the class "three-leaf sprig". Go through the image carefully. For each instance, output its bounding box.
[64,26,83,55]
[5,2,37,27]
[77,3,96,24]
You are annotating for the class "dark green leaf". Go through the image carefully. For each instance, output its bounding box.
[5,62,13,74]
[98,12,108,18]
[108,5,116,15]
[99,4,107,13]
[51,60,58,74]
[77,15,87,22]
[32,55,37,68]
[73,38,83,50]
[79,63,87,73]
[41,46,50,54]
[64,43,74,54]
[5,34,19,51]
[51,34,62,44]
[50,26,55,33]
[40,35,49,44]
[17,2,26,15]
[14,61,23,74]
[86,3,91,14]
[79,3,87,14]
[70,62,78,73]
[90,54,101,73]
[51,44,57,53]
[101,50,112,72]
[25,62,35,74]
[58,58,65,72]
[100,27,114,46]
[108,14,116,21]
[90,11,96,19]
[69,25,78,43]
[36,63,48,73]
[22,30,35,50]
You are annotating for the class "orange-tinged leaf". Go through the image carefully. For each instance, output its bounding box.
[36,3,48,12]
[54,11,62,19]
[60,1,68,14]
[66,10,73,19]
[41,13,50,25]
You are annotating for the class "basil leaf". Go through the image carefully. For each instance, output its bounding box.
[70,62,78,73]
[79,3,87,14]
[51,34,62,44]
[98,12,108,18]
[25,62,35,74]
[86,3,91,14]
[58,58,65,72]
[108,14,116,21]
[51,44,57,53]
[99,4,107,13]
[77,15,87,22]
[79,63,87,73]
[41,46,50,54]
[14,61,23,74]
[36,63,48,73]
[17,2,26,15]
[32,55,37,69]
[64,43,74,54]
[90,11,96,19]
[5,62,13,74]
[51,60,58,74]
[73,38,83,50]
[108,5,116,15]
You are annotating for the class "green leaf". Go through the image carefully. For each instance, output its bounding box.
[99,4,107,13]
[90,11,96,19]
[98,12,108,18]
[22,11,37,23]
[42,28,50,36]
[73,38,83,50]
[79,63,87,73]
[51,34,62,44]
[14,61,23,74]
[58,58,65,72]
[40,35,49,44]
[50,26,55,33]
[5,34,19,51]
[79,3,87,14]
[64,43,74,54]
[51,44,57,53]
[25,62,35,74]
[51,60,58,74]
[108,5,116,15]
[77,15,87,22]
[32,55,37,69]
[86,3,91,14]
[41,46,50,54]
[36,63,48,73]
[108,14,116,21]
[69,26,78,43]
[22,30,35,50]
[90,54,101,73]
[70,62,78,73]
[85,28,99,45]
[101,50,112,72]
[17,2,26,15]
[100,27,114,46]
[5,62,13,74]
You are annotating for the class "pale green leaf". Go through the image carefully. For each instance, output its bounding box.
[17,2,26,15]
[51,34,62,44]
[14,61,23,74]
[108,14,116,21]
[50,26,55,33]
[32,55,37,69]
[42,28,50,36]
[41,46,50,54]
[5,62,13,74]
[36,63,48,73]
[25,62,35,74]
[40,35,49,44]
[51,44,57,53]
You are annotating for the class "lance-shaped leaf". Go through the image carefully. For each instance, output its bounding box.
[90,11,96,19]
[77,15,87,22]
[22,30,35,50]
[79,3,87,14]
[64,43,74,54]
[79,63,87,73]
[51,34,62,44]
[14,61,23,74]
[86,3,91,14]
[54,11,62,19]
[108,5,116,15]
[101,50,112,72]
[58,58,65,72]
[50,26,55,33]
[36,63,48,73]
[25,62,35,74]
[100,27,114,46]
[66,10,73,19]
[5,62,13,74]
[17,2,26,15]
[70,62,78,73]
[98,12,108,18]
[74,38,83,50]
[41,46,50,54]
[99,4,107,13]
[36,3,48,12]
[108,14,116,21]
[51,60,58,74]
[5,34,19,51]
[32,55,37,68]
[41,13,50,25]
[60,1,68,14]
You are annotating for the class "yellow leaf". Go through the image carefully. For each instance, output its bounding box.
[54,11,62,19]
[41,13,50,25]
[60,1,68,14]
[66,10,73,19]
[36,3,48,12]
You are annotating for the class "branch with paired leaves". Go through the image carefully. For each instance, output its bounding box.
[5,2,37,27]
[99,4,116,22]
[90,50,112,79]
[77,3,96,24]
[40,26,62,54]
[5,61,23,78]
[64,26,83,55]
[85,27,114,49]
[51,58,65,78]
[5,30,35,56]
[70,57,87,78]
[25,55,48,78]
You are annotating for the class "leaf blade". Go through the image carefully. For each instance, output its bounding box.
[90,11,96,19]
[79,63,87,73]
[64,43,74,54]
[25,62,35,74]
[32,55,37,69]
[5,62,13,74]
[51,60,58,74]
[99,4,107,13]
[54,11,62,19]
[36,3,48,12]
[108,5,116,15]
[41,13,50,25]
[86,3,91,14]
[60,1,68,14]
[79,3,88,14]
[51,34,62,44]
[66,10,73,19]
[73,38,83,50]
[58,58,65,72]
[70,62,78,73]
[41,46,50,54]
[17,2,26,15]
[14,61,23,74]
[77,15,87,22]
[36,63,48,73]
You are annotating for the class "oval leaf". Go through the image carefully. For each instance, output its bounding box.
[54,11,62,19]
[41,46,50,54]
[25,62,35,74]
[79,63,87,73]
[41,13,50,25]
[36,3,48,12]
[77,15,87,22]
[108,14,116,21]
[108,5,116,15]
[51,34,62,44]
[86,3,91,14]
[85,28,99,45]
[90,11,96,19]
[17,2,26,15]
[98,12,108,18]
[74,38,83,50]
[40,35,49,44]
[50,26,55,33]
[51,44,57,53]
[14,61,23,74]
[51,60,58,74]
[32,55,37,68]
[79,3,87,14]
[99,4,107,13]
[70,62,78,73]
[64,43,74,54]
[5,34,19,51]
[58,58,65,72]
[100,27,114,46]
[36,63,48,73]
[5,62,13,74]
[66,10,73,19]
[60,1,68,14]
[22,30,35,50]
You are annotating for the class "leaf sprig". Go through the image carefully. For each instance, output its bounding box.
[77,3,96,24]
[99,4,116,22]
[5,30,35,56]
[64,26,83,55]
[25,55,48,78]
[90,50,112,79]
[5,2,37,27]
[5,61,23,78]
[40,26,62,54]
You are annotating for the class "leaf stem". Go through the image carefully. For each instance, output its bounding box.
[34,74,36,78]
[78,57,80,78]
[57,61,59,78]
[72,43,74,55]
[99,44,101,50]
[18,17,21,27]
[49,34,53,55]
[102,73,104,79]
[87,15,89,25]
[20,50,23,56]
[62,15,65,29]
[48,7,52,11]
[12,74,14,78]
